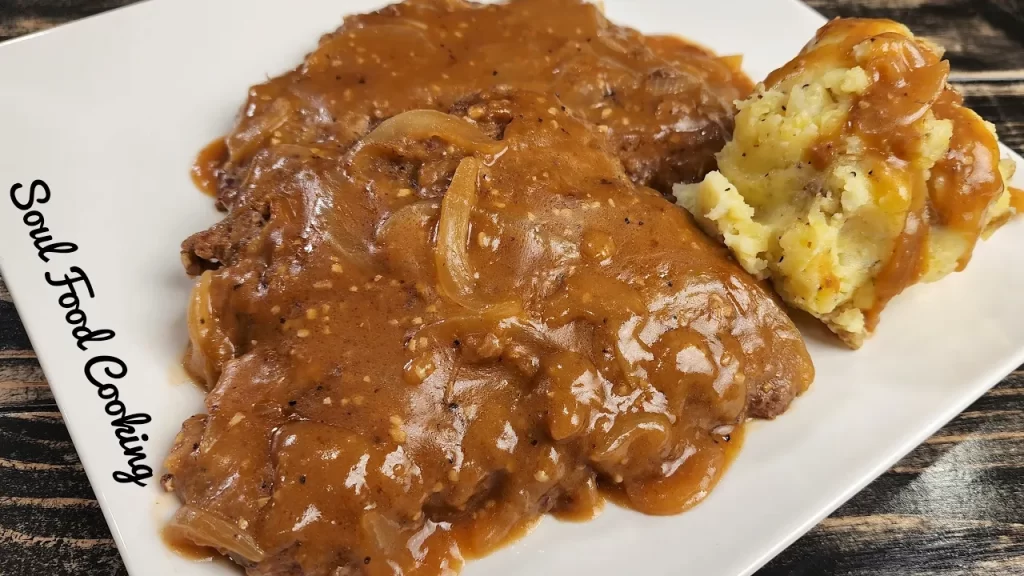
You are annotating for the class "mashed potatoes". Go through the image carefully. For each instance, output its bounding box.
[675,18,1020,348]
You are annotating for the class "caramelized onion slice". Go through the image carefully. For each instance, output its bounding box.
[436,157,482,308]
[433,157,520,314]
[166,505,265,563]
[186,271,235,387]
[226,97,293,163]
[360,110,506,155]
[589,414,672,464]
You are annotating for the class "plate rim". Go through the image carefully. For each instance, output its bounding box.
[0,1,1022,575]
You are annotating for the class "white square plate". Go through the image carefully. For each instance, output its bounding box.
[1,1,1022,575]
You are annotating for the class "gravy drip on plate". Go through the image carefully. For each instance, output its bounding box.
[165,1,812,574]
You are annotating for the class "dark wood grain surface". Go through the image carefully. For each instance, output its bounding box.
[1,1,1023,574]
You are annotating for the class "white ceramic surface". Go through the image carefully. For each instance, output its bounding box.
[0,1,1022,575]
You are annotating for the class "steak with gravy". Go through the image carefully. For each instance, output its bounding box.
[165,2,813,574]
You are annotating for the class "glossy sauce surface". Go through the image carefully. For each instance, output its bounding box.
[164,1,812,574]
[191,138,229,198]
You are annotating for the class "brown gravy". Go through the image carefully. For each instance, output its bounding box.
[162,524,219,562]
[165,1,813,574]
[191,138,228,197]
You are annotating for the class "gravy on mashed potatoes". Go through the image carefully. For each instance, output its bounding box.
[675,18,1021,347]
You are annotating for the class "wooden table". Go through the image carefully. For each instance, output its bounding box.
[1,0,1023,574]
